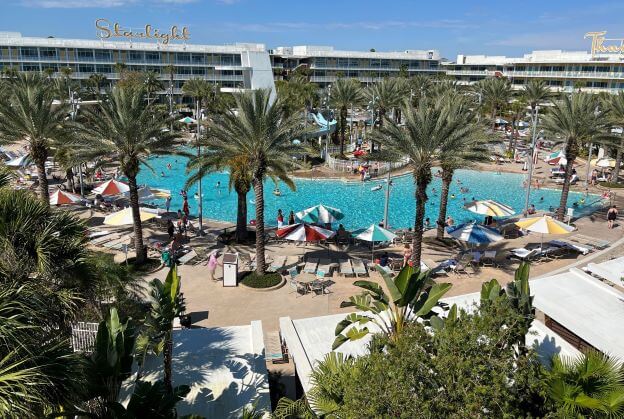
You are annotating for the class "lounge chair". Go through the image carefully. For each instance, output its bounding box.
[303,258,319,274]
[549,240,590,255]
[481,250,498,267]
[510,248,540,261]
[177,249,198,265]
[351,258,368,277]
[317,259,332,276]
[571,235,610,250]
[450,261,475,276]
[268,255,286,272]
[339,259,354,277]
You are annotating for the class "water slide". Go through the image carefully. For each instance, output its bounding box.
[307,112,337,137]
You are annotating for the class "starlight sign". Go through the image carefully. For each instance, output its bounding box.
[95,18,190,44]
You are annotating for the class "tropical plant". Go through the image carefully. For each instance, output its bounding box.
[143,71,163,105]
[506,98,527,152]
[523,79,552,114]
[78,85,177,263]
[544,350,624,418]
[373,96,474,266]
[138,265,185,394]
[474,77,512,129]
[88,73,108,97]
[275,74,318,119]
[0,73,74,204]
[0,166,12,188]
[108,380,190,419]
[434,93,489,240]
[329,78,363,157]
[605,92,624,183]
[200,89,304,274]
[333,264,451,349]
[541,93,612,220]
[365,78,405,153]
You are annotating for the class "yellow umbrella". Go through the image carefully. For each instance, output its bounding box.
[104,207,159,226]
[515,215,574,247]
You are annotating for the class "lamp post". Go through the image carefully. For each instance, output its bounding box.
[195,99,204,235]
[69,90,84,197]
[523,105,540,215]
[383,162,391,228]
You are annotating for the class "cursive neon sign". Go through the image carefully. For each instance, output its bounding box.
[585,31,624,57]
[95,18,190,44]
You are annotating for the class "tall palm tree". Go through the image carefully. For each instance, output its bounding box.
[113,62,127,79]
[0,73,73,205]
[523,79,552,115]
[507,99,527,153]
[541,93,612,220]
[374,96,470,267]
[409,74,433,104]
[474,77,512,130]
[329,78,363,157]
[605,93,624,183]
[78,86,177,263]
[88,73,108,97]
[203,89,304,275]
[142,71,163,105]
[435,94,489,240]
[366,78,403,152]
[544,350,624,417]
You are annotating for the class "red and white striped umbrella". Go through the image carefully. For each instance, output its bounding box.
[92,179,130,196]
[49,189,83,205]
[276,223,335,242]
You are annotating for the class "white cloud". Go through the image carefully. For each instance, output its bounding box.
[21,0,134,7]
[222,19,475,33]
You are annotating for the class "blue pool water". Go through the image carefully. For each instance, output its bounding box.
[137,154,600,229]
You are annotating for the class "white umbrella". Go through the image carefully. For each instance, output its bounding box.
[464,200,515,217]
[594,158,616,168]
[296,204,344,224]
[446,222,504,245]
[92,179,130,196]
[104,207,160,226]
[49,190,83,205]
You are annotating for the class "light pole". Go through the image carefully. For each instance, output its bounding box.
[70,90,84,197]
[523,105,540,215]
[383,162,391,228]
[195,99,204,235]
[585,143,594,187]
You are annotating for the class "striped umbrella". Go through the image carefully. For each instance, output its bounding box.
[446,222,503,245]
[515,215,574,247]
[178,116,197,124]
[464,200,515,217]
[92,179,130,196]
[296,204,344,224]
[276,223,335,242]
[353,224,398,261]
[50,190,82,205]
[104,207,159,226]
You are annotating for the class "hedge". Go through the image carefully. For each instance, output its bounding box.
[241,272,282,288]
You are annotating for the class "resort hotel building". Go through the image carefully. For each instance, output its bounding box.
[3,29,624,99]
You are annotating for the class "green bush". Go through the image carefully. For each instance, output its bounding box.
[599,181,624,189]
[241,272,282,288]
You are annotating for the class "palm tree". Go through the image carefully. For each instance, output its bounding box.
[507,99,527,153]
[78,86,177,263]
[113,62,127,79]
[409,73,432,104]
[329,78,363,157]
[541,93,612,220]
[88,73,108,97]
[333,264,451,349]
[435,94,489,240]
[143,71,163,105]
[544,350,624,417]
[474,77,512,130]
[605,93,624,183]
[523,79,551,114]
[366,78,403,152]
[373,96,472,267]
[138,265,185,394]
[0,73,73,205]
[203,89,304,275]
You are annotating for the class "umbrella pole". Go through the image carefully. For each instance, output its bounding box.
[371,241,375,263]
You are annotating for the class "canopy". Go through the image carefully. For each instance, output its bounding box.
[464,200,515,217]
[122,186,170,202]
[296,204,344,224]
[276,223,335,242]
[104,207,159,226]
[49,190,82,205]
[592,158,616,168]
[5,155,29,167]
[446,222,503,245]
[545,150,566,165]
[178,116,197,124]
[515,215,574,247]
[352,224,397,242]
[92,179,130,196]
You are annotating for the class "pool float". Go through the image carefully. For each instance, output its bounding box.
[249,199,255,204]
[371,185,383,192]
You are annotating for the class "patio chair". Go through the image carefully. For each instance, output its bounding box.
[510,248,540,262]
[481,250,498,267]
[317,259,332,276]
[288,278,307,297]
[309,280,326,297]
[451,261,475,276]
[469,251,482,266]
[268,255,286,272]
[351,258,368,277]
[339,259,354,277]
[177,249,198,265]
[303,258,319,274]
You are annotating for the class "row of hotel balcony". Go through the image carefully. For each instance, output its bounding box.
[445,69,624,80]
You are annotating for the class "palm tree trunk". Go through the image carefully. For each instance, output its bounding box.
[411,171,428,268]
[339,107,346,157]
[35,158,50,206]
[163,331,173,394]
[614,148,622,184]
[66,168,74,192]
[127,175,146,264]
[252,176,266,275]
[235,188,248,243]
[556,154,577,221]
[491,107,497,131]
[436,170,453,240]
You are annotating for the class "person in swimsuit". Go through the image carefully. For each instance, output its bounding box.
[607,205,618,229]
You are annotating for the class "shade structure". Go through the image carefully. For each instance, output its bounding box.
[92,179,130,196]
[276,223,335,242]
[592,157,616,168]
[5,155,29,167]
[296,204,344,224]
[122,186,170,202]
[515,215,574,247]
[464,200,515,217]
[353,224,399,262]
[446,222,503,245]
[178,116,197,124]
[104,207,159,226]
[49,190,82,205]
[545,150,566,165]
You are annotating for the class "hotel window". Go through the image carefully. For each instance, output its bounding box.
[78,64,94,73]
[337,58,349,67]
[128,51,143,62]
[347,70,358,77]
[548,80,562,86]
[582,66,595,72]
[370,59,380,67]
[191,54,205,64]
[191,67,205,75]
[429,62,438,69]
[314,58,326,67]
[314,70,326,77]
[349,59,359,67]
[176,53,191,63]
[21,63,39,72]
[145,52,160,62]
[76,49,94,61]
[95,50,111,61]
[552,66,564,72]
[20,47,38,59]
[409,61,421,69]
[145,66,160,73]
[41,63,58,72]
[39,48,57,60]
[221,55,233,66]
[97,65,112,73]
[380,60,390,68]
[596,66,610,72]
[177,66,192,75]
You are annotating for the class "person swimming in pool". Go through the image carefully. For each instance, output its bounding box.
[167,163,172,170]
[450,193,456,199]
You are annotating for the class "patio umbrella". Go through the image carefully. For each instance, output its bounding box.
[446,222,504,245]
[49,189,82,205]
[352,224,398,261]
[121,186,168,202]
[296,204,344,224]
[464,200,515,217]
[514,215,574,247]
[104,207,159,226]
[178,116,197,124]
[92,179,130,196]
[276,223,335,242]
[593,157,616,168]
[545,150,566,165]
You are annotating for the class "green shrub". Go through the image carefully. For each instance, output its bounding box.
[241,272,282,288]
[599,181,624,189]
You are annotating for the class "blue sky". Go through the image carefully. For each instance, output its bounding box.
[2,0,623,58]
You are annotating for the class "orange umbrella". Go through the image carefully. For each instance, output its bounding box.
[92,179,130,196]
[49,190,83,205]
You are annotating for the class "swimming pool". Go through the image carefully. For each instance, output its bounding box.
[137,154,600,229]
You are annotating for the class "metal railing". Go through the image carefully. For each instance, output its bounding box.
[325,153,408,174]
[71,321,99,353]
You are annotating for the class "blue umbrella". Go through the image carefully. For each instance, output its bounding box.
[446,222,503,245]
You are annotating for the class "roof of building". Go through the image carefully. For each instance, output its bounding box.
[272,45,441,60]
[448,50,624,66]
[119,322,270,418]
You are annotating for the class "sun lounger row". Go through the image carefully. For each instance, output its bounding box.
[268,255,301,272]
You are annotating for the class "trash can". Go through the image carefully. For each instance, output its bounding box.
[222,252,238,287]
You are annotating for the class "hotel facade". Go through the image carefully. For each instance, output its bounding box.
[2,30,624,101]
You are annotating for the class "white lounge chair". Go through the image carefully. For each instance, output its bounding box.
[317,259,332,276]
[510,248,540,261]
[351,258,368,277]
[178,249,198,265]
[549,240,590,255]
[303,258,319,274]
[339,259,354,277]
